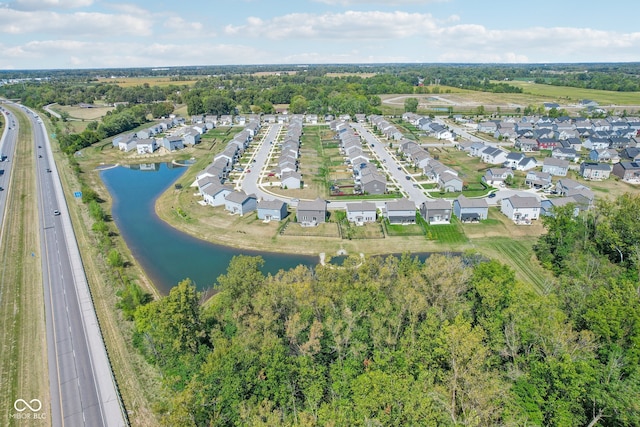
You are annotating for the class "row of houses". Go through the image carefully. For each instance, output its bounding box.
[398,139,464,192]
[275,117,303,189]
[194,119,261,204]
[401,113,454,140]
[333,121,388,195]
[113,116,206,154]
[473,115,640,148]
[367,115,404,140]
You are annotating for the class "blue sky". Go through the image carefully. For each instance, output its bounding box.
[1,0,639,70]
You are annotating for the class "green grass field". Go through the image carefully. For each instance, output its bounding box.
[424,218,468,244]
[497,81,640,105]
[473,237,551,293]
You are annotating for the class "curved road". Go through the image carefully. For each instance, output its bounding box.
[16,104,127,427]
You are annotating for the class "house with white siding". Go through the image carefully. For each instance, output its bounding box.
[346,202,377,225]
[501,195,540,223]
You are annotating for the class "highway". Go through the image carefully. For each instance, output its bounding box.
[17,105,127,427]
[0,105,19,230]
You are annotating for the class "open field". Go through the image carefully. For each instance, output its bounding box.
[0,107,49,426]
[52,103,115,121]
[381,83,640,115]
[96,77,199,87]
[499,81,640,106]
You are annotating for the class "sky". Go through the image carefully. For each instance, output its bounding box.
[1,0,639,70]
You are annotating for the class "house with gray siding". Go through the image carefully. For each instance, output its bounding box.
[297,198,328,226]
[453,195,488,222]
[580,162,612,180]
[281,170,302,189]
[385,199,417,224]
[419,199,452,224]
[439,172,463,193]
[257,200,288,221]
[612,161,640,183]
[224,191,257,216]
[360,168,386,195]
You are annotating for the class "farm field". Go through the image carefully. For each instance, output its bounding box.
[95,76,199,87]
[499,80,640,106]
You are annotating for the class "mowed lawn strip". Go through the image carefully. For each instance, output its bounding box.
[0,107,49,426]
[474,237,551,293]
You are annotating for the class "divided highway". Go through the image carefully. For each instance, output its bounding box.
[16,105,128,427]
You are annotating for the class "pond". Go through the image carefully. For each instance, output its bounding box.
[100,162,317,294]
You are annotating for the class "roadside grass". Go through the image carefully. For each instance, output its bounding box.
[0,106,49,426]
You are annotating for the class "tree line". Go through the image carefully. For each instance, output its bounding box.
[118,193,640,426]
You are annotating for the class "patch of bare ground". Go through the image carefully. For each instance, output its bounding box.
[0,107,48,426]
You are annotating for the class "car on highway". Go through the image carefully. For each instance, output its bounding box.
[46,168,51,172]
[405,175,411,180]
[38,154,42,158]
[53,210,60,216]
[0,186,4,191]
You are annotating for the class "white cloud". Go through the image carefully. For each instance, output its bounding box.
[225,11,438,40]
[7,0,93,11]
[162,16,211,38]
[313,0,447,5]
[0,9,153,37]
[0,39,266,68]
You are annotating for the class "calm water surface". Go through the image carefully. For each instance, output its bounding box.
[101,163,317,294]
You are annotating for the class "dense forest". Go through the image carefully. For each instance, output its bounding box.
[125,193,640,426]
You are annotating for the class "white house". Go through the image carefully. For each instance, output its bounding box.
[501,195,540,223]
[136,138,156,154]
[345,201,377,225]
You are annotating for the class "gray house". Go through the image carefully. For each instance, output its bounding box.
[419,199,452,224]
[161,135,184,151]
[439,172,463,193]
[580,162,612,180]
[297,198,328,226]
[385,199,417,224]
[224,191,257,216]
[257,200,288,221]
[541,157,569,176]
[453,195,488,222]
[360,168,386,195]
[346,201,377,224]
